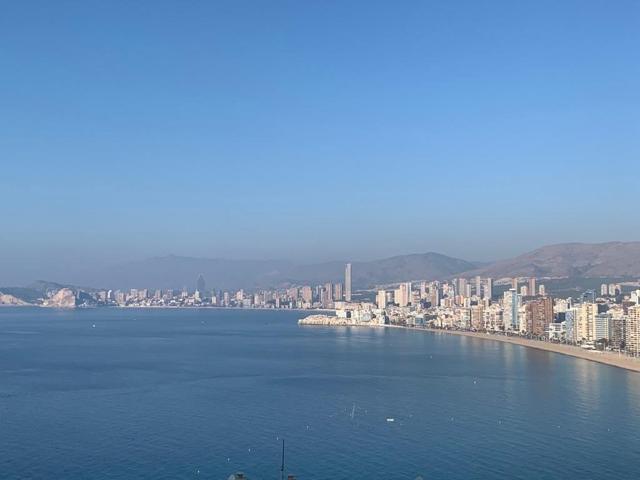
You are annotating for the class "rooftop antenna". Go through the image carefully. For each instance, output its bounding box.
[280,438,285,480]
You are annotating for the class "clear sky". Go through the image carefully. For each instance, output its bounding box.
[1,0,639,284]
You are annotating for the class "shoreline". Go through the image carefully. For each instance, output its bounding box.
[300,320,640,373]
[422,328,640,373]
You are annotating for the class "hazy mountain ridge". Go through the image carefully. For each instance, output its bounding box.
[71,252,477,290]
[462,241,640,278]
[3,242,640,298]
[89,242,640,290]
[280,253,479,288]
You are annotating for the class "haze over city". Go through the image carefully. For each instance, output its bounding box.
[2,0,639,285]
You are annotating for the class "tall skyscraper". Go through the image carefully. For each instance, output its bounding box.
[333,283,343,302]
[626,306,640,356]
[528,278,536,297]
[458,278,467,296]
[475,276,482,297]
[376,290,386,309]
[196,274,206,295]
[485,277,493,300]
[301,286,313,304]
[576,302,597,342]
[344,263,352,302]
[503,288,520,331]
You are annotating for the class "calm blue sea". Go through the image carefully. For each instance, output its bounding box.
[1,307,639,479]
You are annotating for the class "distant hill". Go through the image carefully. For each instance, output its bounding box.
[6,242,640,293]
[462,242,640,278]
[282,253,479,288]
[75,252,479,290]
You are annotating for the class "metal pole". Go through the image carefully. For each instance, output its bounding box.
[280,438,285,480]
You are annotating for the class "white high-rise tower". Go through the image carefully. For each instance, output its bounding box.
[345,263,352,302]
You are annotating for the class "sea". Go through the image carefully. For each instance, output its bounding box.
[1,307,639,480]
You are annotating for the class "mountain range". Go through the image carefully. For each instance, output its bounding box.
[2,242,639,296]
[465,242,640,279]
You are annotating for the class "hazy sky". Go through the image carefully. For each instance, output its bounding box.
[1,0,639,284]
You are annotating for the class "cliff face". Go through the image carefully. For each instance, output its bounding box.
[0,293,30,306]
[44,288,77,308]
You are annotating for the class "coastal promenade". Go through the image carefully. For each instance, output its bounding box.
[428,328,640,373]
[298,315,640,373]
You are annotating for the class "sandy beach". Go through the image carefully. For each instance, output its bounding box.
[299,316,640,373]
[417,327,640,373]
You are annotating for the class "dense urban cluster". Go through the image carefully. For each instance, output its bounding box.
[302,266,640,358]
[83,263,640,357]
[91,265,353,309]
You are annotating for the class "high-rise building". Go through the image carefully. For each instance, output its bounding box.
[333,283,343,302]
[430,287,440,308]
[344,263,352,302]
[626,306,640,356]
[196,274,206,296]
[575,302,597,342]
[376,290,386,310]
[610,313,626,350]
[395,282,411,307]
[324,283,333,302]
[593,313,612,342]
[538,284,546,296]
[511,277,518,290]
[301,286,313,304]
[503,289,520,331]
[458,278,467,296]
[475,276,482,297]
[471,305,484,330]
[465,283,472,299]
[525,296,553,336]
[528,278,536,297]
[420,282,427,300]
[485,278,493,300]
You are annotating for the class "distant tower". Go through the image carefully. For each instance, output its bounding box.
[528,277,536,297]
[376,290,386,309]
[485,277,493,300]
[345,263,352,302]
[503,288,520,330]
[196,274,206,295]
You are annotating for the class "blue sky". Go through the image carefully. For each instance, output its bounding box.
[1,0,639,283]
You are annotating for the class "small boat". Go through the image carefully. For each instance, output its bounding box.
[386,417,395,422]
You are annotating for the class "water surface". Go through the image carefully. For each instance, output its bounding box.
[1,307,639,479]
